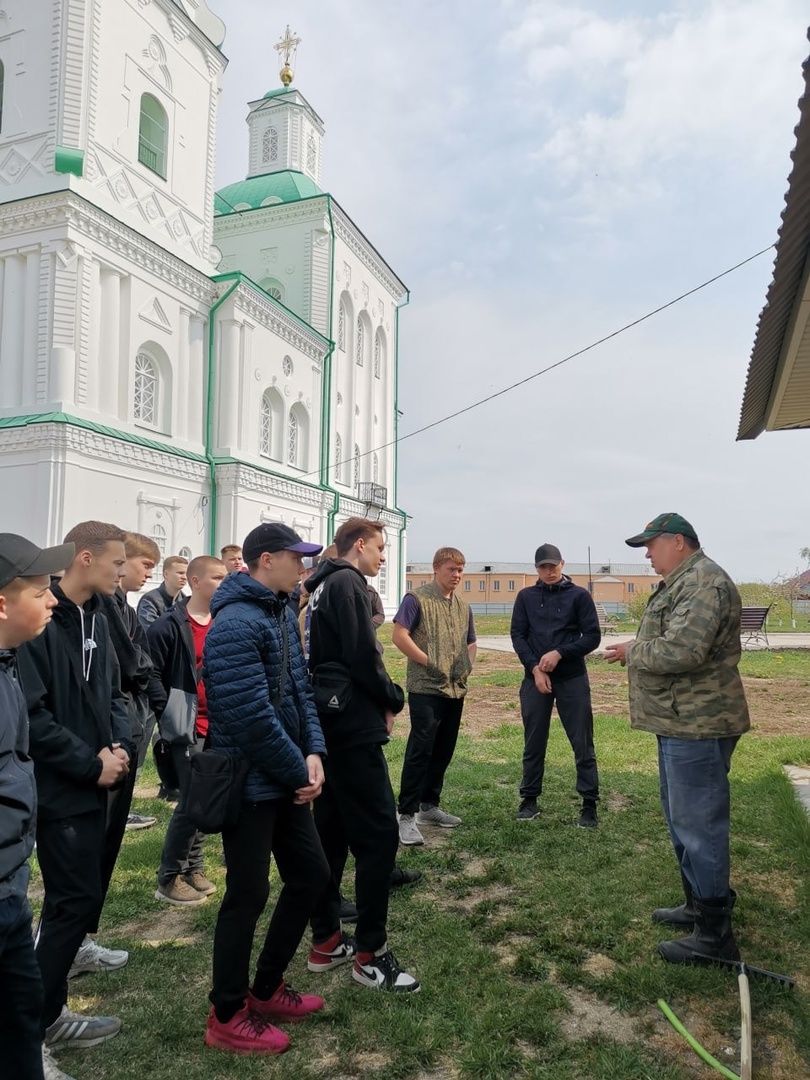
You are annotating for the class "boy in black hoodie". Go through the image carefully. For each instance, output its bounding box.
[0,533,73,1080]
[510,544,601,827]
[17,522,132,1053]
[306,517,418,992]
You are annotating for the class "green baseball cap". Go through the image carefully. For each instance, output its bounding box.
[625,512,699,547]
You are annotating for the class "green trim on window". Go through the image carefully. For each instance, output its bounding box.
[54,146,84,177]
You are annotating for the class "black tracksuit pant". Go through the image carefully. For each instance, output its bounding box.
[398,693,464,816]
[35,805,106,1032]
[519,673,599,802]
[311,742,399,954]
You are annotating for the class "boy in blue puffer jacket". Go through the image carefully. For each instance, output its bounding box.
[202,523,330,1057]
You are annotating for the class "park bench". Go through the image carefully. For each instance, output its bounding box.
[595,602,619,635]
[740,605,772,647]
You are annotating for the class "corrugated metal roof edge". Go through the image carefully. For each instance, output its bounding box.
[738,32,810,440]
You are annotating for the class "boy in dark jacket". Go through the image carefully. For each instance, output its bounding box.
[136,555,188,630]
[510,544,601,826]
[307,517,418,992]
[149,556,226,906]
[0,533,72,1080]
[203,523,329,1056]
[17,522,132,1053]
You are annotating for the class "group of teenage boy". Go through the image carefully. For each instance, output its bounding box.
[1,510,749,1074]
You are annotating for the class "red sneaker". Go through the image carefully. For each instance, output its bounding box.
[249,982,324,1022]
[307,930,356,971]
[204,1005,290,1055]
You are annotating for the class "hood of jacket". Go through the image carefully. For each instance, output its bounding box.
[306,557,364,594]
[210,568,287,618]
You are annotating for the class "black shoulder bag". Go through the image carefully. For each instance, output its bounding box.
[186,612,289,833]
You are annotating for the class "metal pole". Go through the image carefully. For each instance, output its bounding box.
[588,545,593,594]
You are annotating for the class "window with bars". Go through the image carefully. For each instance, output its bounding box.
[262,127,279,163]
[334,432,343,483]
[260,392,274,457]
[338,301,346,352]
[306,134,316,174]
[374,330,382,379]
[138,93,167,178]
[134,353,158,426]
[377,561,387,596]
[287,409,298,465]
[353,445,360,491]
[150,522,167,559]
[355,318,364,366]
[372,453,379,484]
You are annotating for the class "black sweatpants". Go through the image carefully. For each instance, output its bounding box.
[210,798,329,1022]
[35,806,106,1032]
[519,673,599,802]
[398,693,464,816]
[311,742,399,953]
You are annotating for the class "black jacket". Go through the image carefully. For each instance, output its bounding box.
[146,599,197,723]
[137,582,177,631]
[0,650,36,894]
[102,589,158,764]
[510,576,601,682]
[307,558,404,749]
[17,585,131,820]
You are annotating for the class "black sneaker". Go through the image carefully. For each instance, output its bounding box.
[577,802,598,828]
[352,948,420,992]
[516,798,539,821]
[389,867,423,892]
[338,895,358,922]
[157,784,180,803]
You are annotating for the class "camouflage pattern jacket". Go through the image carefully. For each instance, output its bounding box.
[627,549,750,739]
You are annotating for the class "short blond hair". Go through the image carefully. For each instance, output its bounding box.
[163,555,189,574]
[125,532,160,562]
[220,544,242,558]
[433,547,465,569]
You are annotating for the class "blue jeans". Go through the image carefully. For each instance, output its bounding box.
[0,871,44,1080]
[657,735,739,900]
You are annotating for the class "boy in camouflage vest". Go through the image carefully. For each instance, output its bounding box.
[393,547,476,846]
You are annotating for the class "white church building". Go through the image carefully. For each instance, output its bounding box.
[0,1,408,606]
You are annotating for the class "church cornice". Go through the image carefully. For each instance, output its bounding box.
[330,201,407,301]
[213,195,329,235]
[0,191,218,304]
[215,274,330,363]
[215,460,334,509]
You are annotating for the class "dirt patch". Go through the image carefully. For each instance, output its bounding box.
[557,985,640,1043]
[462,652,810,738]
[581,952,619,979]
[116,905,206,945]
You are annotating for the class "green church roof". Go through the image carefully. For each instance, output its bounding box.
[214,170,323,216]
[263,87,293,100]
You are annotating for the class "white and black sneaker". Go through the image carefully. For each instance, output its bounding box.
[352,946,420,992]
[42,1045,76,1080]
[45,1006,122,1048]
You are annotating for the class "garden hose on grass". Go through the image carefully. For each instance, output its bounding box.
[657,999,741,1080]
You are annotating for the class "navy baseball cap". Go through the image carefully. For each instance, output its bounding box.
[242,523,322,562]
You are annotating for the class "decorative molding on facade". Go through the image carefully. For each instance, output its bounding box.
[0,135,52,188]
[213,197,329,237]
[0,419,209,481]
[215,460,332,510]
[0,191,218,304]
[332,203,407,301]
[226,279,328,364]
[139,294,173,332]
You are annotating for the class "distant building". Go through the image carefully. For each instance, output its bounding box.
[404,562,660,608]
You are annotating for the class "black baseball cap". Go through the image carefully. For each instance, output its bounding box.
[242,523,323,563]
[534,543,563,566]
[0,534,75,590]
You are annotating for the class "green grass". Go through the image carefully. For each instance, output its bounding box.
[38,704,810,1080]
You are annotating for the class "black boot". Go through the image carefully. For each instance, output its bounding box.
[652,871,695,928]
[658,892,739,965]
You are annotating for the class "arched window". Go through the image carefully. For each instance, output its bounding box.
[353,444,360,491]
[260,388,284,460]
[306,134,316,174]
[355,317,364,366]
[138,93,168,178]
[258,277,284,303]
[262,126,279,164]
[337,300,347,352]
[372,453,379,484]
[287,409,298,465]
[134,352,158,426]
[374,329,384,379]
[334,432,343,483]
[150,522,167,559]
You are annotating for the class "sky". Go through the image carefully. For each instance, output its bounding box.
[209,0,810,582]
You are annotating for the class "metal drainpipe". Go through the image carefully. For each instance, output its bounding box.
[205,276,241,555]
[322,197,341,543]
[393,290,410,596]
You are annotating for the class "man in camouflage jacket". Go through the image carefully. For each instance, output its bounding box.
[606,513,749,965]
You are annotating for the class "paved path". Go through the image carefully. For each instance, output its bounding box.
[476,633,810,655]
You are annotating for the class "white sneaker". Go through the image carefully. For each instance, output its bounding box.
[416,804,462,828]
[352,945,420,992]
[398,814,424,846]
[42,1045,76,1080]
[68,935,129,978]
